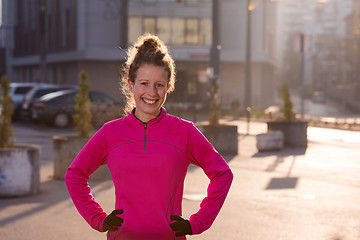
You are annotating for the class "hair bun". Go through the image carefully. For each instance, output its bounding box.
[143,39,158,49]
[136,38,159,53]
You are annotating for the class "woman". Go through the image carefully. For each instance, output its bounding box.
[65,34,233,240]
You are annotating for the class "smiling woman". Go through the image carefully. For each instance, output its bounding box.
[128,64,170,122]
[65,33,233,240]
[120,34,176,116]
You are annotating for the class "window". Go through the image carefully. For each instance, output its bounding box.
[157,17,171,43]
[185,18,199,45]
[128,16,211,47]
[129,17,142,44]
[200,18,212,45]
[172,18,185,45]
[144,17,156,34]
[14,87,33,95]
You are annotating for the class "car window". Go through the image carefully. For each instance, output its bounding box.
[90,92,115,104]
[14,86,33,95]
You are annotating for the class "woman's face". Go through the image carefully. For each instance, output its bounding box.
[128,64,170,123]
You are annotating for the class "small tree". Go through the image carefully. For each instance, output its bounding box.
[208,76,220,125]
[280,82,295,121]
[73,71,93,138]
[0,75,15,148]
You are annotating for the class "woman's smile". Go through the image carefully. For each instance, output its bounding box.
[143,98,157,104]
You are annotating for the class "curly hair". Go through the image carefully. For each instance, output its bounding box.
[120,34,176,114]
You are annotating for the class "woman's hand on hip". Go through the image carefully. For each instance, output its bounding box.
[170,215,192,236]
[103,209,124,232]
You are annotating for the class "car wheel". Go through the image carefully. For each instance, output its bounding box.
[53,112,70,128]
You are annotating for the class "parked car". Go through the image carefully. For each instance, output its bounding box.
[312,91,326,103]
[9,82,39,120]
[31,89,124,128]
[19,85,78,121]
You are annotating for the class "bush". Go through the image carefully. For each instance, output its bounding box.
[73,71,93,138]
[208,76,220,125]
[0,75,15,148]
[280,82,295,121]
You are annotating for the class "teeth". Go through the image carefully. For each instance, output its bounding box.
[143,98,156,104]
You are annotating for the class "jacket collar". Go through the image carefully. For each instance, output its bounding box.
[130,107,167,126]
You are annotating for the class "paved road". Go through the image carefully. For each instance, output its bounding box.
[1,121,360,240]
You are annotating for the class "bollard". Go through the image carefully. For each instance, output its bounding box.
[246,107,251,135]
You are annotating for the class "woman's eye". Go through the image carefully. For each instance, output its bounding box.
[157,84,164,88]
[141,82,148,86]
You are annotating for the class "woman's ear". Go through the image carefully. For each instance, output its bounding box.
[167,83,172,92]
[128,79,134,91]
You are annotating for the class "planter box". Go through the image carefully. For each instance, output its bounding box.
[256,131,284,152]
[0,145,40,197]
[196,124,238,155]
[267,121,308,147]
[53,135,111,180]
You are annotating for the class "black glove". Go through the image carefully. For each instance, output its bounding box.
[170,215,192,237]
[103,209,124,232]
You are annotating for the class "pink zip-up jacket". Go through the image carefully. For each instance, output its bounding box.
[65,108,233,240]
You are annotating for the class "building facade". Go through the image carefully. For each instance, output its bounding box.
[2,0,278,110]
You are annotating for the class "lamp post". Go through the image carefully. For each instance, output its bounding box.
[39,0,47,83]
[210,0,220,79]
[208,0,221,125]
[244,0,253,110]
[244,0,254,134]
[120,0,128,49]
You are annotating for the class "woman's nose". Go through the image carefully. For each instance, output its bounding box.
[147,84,157,96]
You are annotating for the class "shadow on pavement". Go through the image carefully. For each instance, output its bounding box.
[251,147,307,190]
[0,178,113,227]
[265,177,299,190]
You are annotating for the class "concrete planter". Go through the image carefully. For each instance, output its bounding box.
[196,124,238,155]
[0,145,40,197]
[267,121,308,147]
[256,131,284,152]
[53,135,111,180]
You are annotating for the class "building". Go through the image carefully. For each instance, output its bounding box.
[2,0,278,110]
[327,0,360,109]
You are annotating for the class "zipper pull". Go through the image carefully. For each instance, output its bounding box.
[143,123,147,152]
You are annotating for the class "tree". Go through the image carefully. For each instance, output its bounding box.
[73,71,93,138]
[0,75,15,148]
[208,76,220,125]
[280,82,295,121]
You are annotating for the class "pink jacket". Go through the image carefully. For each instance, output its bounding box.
[65,108,233,240]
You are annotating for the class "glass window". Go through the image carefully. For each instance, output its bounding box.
[128,16,211,47]
[172,18,185,45]
[90,92,115,104]
[157,17,171,43]
[129,17,142,44]
[142,0,157,4]
[200,18,212,46]
[185,0,199,6]
[144,17,156,34]
[185,18,199,45]
[14,86,33,95]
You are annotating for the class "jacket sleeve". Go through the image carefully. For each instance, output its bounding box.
[64,127,109,232]
[185,123,234,235]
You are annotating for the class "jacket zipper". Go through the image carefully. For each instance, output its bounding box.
[143,123,148,152]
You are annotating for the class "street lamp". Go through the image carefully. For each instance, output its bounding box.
[209,0,220,86]
[244,0,255,110]
[207,0,221,125]
[39,0,47,83]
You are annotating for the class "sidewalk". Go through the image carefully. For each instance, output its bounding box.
[1,121,360,240]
